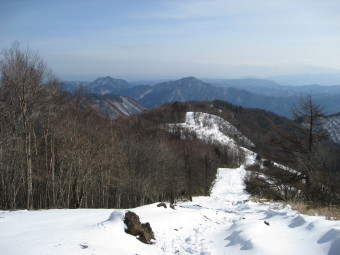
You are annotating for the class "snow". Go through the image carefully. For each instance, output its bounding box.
[323,115,340,144]
[167,112,254,148]
[1,111,339,254]
[166,112,256,166]
[1,167,339,255]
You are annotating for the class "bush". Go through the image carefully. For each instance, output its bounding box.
[244,171,284,201]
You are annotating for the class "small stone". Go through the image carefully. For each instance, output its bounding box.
[157,202,167,208]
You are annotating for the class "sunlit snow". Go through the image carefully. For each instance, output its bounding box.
[1,167,339,255]
[1,112,339,255]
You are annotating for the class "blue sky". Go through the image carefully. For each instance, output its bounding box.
[1,0,340,81]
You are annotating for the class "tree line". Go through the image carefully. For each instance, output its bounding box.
[0,43,243,210]
[152,98,340,206]
[244,95,340,206]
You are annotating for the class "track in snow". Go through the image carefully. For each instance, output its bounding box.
[1,167,339,255]
[142,167,340,255]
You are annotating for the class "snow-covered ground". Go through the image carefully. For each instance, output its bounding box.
[1,112,339,254]
[1,167,339,255]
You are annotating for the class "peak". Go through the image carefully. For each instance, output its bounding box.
[93,76,130,85]
[181,76,199,81]
[94,76,114,82]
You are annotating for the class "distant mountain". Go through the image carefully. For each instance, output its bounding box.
[83,94,147,119]
[61,80,90,93]
[88,76,134,94]
[122,77,297,117]
[61,76,340,118]
[203,78,280,89]
[61,76,134,95]
[203,78,340,97]
[130,79,172,86]
[137,77,219,107]
[267,73,340,86]
[134,77,339,117]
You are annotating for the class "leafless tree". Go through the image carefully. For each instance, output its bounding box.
[292,95,328,153]
[0,42,55,209]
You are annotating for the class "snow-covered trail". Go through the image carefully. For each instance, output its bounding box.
[1,167,339,255]
[145,167,340,255]
[146,167,251,254]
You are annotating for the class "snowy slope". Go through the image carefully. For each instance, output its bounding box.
[87,94,147,119]
[167,111,256,166]
[323,113,340,144]
[1,167,339,255]
[167,112,254,148]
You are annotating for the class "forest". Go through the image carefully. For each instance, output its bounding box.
[1,43,339,210]
[0,43,244,210]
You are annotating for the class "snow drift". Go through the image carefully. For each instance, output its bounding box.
[1,167,339,255]
[1,111,339,255]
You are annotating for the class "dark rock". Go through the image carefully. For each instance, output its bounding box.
[157,202,167,208]
[124,211,155,244]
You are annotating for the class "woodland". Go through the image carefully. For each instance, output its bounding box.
[1,43,339,210]
[0,43,240,209]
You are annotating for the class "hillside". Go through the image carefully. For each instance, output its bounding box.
[84,94,148,119]
[146,100,294,163]
[166,111,255,149]
[323,112,340,144]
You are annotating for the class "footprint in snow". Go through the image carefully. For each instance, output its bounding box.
[79,243,88,249]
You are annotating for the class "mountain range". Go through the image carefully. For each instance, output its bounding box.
[62,76,340,118]
[203,78,340,97]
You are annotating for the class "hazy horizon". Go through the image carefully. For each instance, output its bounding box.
[2,0,340,84]
[61,73,340,87]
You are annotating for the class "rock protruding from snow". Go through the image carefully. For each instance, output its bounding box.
[124,211,155,244]
[157,202,167,209]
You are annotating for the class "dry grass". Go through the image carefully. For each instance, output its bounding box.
[250,196,270,204]
[250,196,340,220]
[288,202,340,221]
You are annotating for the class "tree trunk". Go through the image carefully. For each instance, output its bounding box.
[25,130,33,210]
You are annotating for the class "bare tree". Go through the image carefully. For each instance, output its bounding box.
[292,95,328,153]
[290,95,328,183]
[0,41,54,209]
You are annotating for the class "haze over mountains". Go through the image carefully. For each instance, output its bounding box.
[62,76,340,118]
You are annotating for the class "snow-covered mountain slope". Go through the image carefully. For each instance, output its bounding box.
[86,94,148,119]
[323,113,340,144]
[167,112,255,148]
[1,167,339,255]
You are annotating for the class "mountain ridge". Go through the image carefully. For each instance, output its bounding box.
[61,76,340,118]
